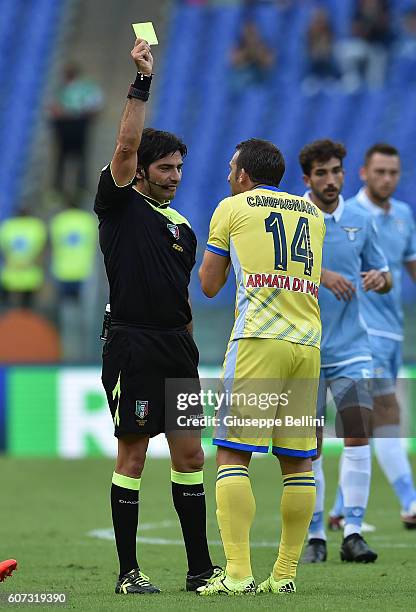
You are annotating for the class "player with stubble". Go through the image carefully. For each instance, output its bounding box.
[299,140,391,564]
[94,39,220,595]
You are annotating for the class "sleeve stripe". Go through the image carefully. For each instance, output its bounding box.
[404,254,416,262]
[206,244,229,257]
[379,266,389,272]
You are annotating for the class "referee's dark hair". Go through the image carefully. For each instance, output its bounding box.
[364,143,399,165]
[137,128,187,176]
[299,139,347,176]
[235,138,286,188]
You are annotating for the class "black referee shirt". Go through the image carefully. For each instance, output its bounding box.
[94,165,197,329]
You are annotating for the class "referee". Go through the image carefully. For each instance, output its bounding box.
[94,39,218,595]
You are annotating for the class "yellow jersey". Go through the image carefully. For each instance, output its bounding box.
[207,186,326,348]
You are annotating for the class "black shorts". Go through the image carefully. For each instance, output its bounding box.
[102,325,201,438]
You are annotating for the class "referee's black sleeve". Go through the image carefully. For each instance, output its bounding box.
[94,164,134,218]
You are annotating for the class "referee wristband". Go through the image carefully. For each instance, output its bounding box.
[127,72,152,101]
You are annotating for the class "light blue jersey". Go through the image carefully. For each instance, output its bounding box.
[305,194,389,368]
[348,188,416,342]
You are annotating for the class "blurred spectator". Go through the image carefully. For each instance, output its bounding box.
[50,201,97,298]
[337,0,394,90]
[303,7,341,94]
[230,20,276,89]
[49,63,103,198]
[50,200,97,362]
[0,209,47,309]
[393,7,416,85]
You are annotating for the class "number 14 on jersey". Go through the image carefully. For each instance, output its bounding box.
[265,212,314,277]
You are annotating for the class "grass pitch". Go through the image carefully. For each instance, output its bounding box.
[1,454,415,611]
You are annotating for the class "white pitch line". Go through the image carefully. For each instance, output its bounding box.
[135,520,177,531]
[88,526,415,549]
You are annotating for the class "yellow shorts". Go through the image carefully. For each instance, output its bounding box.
[213,338,320,458]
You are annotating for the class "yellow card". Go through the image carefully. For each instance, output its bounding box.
[132,22,158,45]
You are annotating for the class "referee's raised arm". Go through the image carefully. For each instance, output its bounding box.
[111,38,154,187]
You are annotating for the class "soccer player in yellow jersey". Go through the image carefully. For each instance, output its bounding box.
[198,139,325,596]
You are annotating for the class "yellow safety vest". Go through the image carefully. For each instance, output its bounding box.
[50,209,97,281]
[0,217,47,291]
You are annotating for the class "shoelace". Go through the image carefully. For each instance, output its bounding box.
[123,571,151,587]
[199,572,226,593]
[195,567,224,587]
[133,572,151,586]
[205,573,255,594]
[207,567,224,583]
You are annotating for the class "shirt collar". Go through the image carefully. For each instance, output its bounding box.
[254,185,281,192]
[134,187,171,209]
[356,187,390,216]
[303,191,344,222]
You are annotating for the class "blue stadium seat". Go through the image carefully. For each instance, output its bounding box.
[325,0,355,38]
[153,3,416,306]
[0,0,65,221]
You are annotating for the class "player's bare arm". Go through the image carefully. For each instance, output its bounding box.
[405,260,416,282]
[321,268,356,301]
[199,251,231,298]
[361,270,392,293]
[111,38,153,186]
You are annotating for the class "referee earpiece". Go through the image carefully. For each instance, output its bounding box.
[137,166,163,188]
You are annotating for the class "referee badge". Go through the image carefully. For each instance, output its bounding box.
[167,223,180,240]
[135,400,149,420]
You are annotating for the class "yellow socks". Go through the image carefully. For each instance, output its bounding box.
[216,465,255,580]
[273,471,316,581]
[216,467,315,582]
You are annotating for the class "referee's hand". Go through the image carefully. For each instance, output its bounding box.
[131,38,153,76]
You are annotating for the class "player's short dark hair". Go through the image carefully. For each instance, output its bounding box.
[137,128,187,174]
[365,143,400,165]
[299,139,347,176]
[235,138,285,187]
